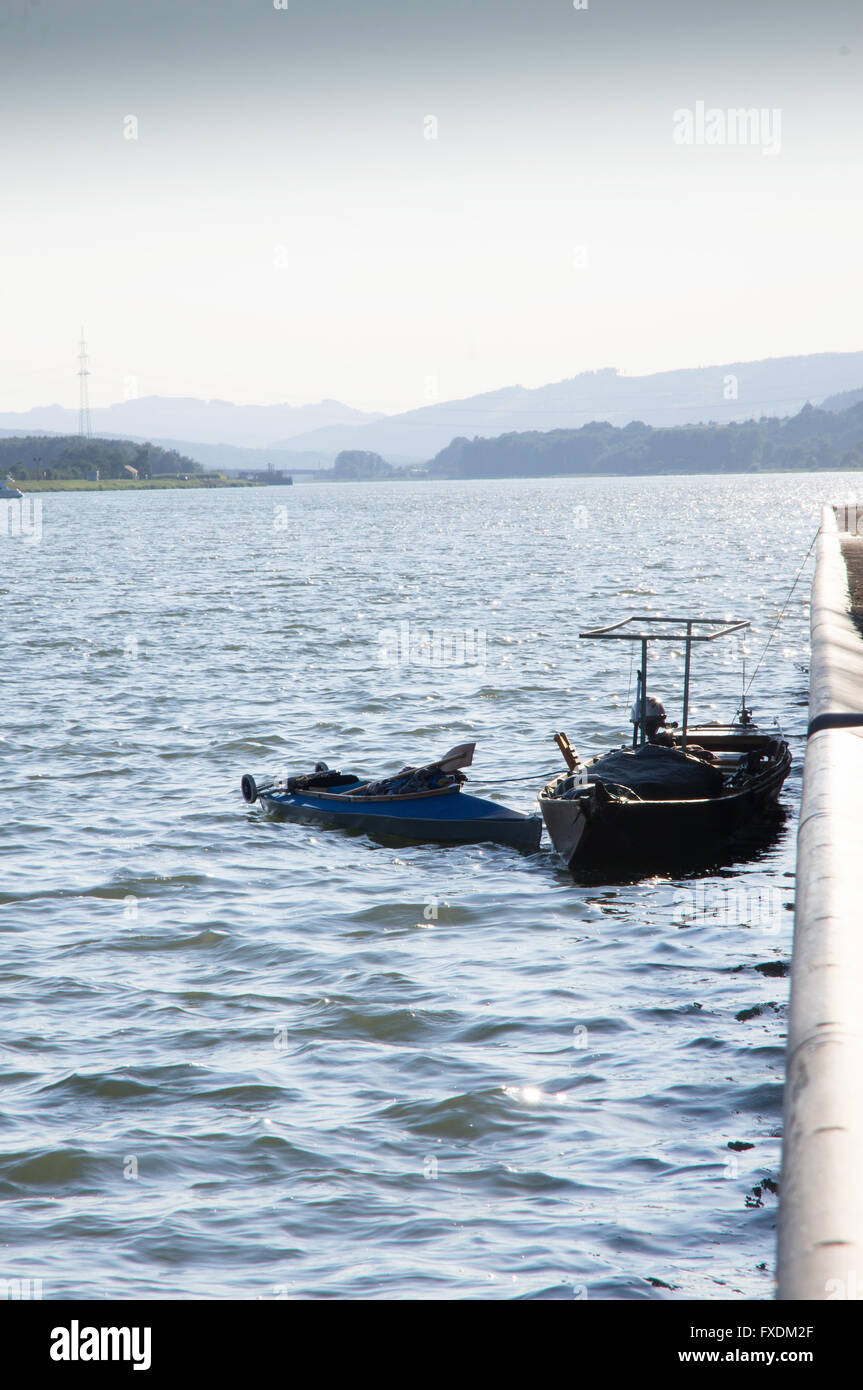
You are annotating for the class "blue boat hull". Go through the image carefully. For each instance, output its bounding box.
[259,785,542,851]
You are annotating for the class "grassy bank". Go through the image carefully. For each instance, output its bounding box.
[16,477,257,493]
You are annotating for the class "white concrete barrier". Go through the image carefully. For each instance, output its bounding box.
[777,506,863,1300]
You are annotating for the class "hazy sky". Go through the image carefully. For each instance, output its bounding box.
[1,0,861,413]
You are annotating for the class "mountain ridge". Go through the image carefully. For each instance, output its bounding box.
[3,352,863,467]
[0,396,383,450]
[275,354,863,459]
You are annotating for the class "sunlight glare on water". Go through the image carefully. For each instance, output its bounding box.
[0,472,843,1298]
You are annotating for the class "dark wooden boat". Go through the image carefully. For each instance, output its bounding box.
[538,616,792,875]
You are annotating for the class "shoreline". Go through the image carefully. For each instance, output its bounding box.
[14,477,261,493]
[11,466,863,494]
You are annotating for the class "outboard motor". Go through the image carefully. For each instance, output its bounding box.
[630,694,667,741]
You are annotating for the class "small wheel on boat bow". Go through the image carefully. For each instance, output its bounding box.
[241,774,259,804]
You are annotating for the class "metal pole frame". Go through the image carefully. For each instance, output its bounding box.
[681,621,693,748]
[639,638,648,746]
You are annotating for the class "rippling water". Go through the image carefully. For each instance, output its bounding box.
[0,472,851,1299]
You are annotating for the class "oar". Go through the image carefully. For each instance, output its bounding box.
[554,732,579,771]
[425,742,476,775]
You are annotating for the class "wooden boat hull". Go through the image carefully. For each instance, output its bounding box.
[540,728,791,875]
[259,785,543,851]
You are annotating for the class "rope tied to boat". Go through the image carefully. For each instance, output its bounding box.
[743,524,820,700]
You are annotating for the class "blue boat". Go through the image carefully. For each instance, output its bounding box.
[241,742,542,851]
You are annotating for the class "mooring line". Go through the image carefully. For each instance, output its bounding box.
[744,525,821,698]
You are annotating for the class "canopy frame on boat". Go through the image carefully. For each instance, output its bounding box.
[578,616,750,749]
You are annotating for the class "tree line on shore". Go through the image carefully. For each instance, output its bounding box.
[6,396,863,485]
[0,435,202,480]
[426,399,863,478]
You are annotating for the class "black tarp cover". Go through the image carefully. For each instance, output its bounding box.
[585,743,725,800]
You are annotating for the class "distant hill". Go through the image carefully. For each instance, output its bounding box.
[427,400,863,479]
[272,352,863,460]
[332,450,395,479]
[0,434,201,480]
[819,385,863,412]
[0,397,382,449]
[106,436,333,474]
[0,428,332,474]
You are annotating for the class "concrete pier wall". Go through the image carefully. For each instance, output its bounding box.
[777,504,863,1300]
